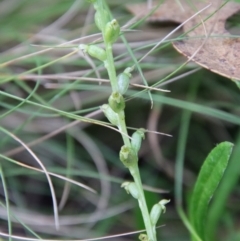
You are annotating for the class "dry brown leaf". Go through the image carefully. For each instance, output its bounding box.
[127,0,240,81]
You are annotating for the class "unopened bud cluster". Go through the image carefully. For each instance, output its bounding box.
[79,7,120,61]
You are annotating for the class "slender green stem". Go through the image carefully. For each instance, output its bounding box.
[104,44,118,92]
[130,164,157,241]
[117,110,131,146]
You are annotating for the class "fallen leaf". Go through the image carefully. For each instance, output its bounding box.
[127,0,240,81]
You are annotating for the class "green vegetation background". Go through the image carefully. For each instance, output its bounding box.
[0,1,239,241]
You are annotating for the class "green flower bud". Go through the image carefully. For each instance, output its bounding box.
[79,44,106,62]
[117,67,134,94]
[121,182,139,199]
[105,19,120,44]
[150,204,161,226]
[131,128,145,154]
[117,72,130,95]
[150,199,170,226]
[139,234,149,241]
[119,145,138,168]
[108,91,125,113]
[94,10,111,31]
[101,104,118,126]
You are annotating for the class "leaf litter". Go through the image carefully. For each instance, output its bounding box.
[127,0,240,81]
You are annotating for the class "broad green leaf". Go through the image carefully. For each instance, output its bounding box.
[206,133,240,241]
[190,142,233,241]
